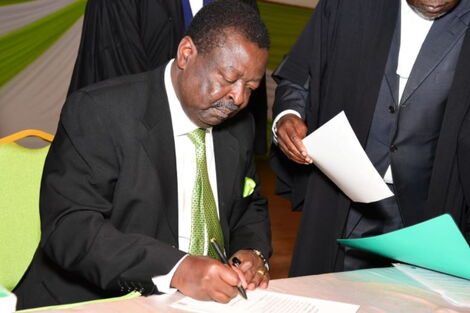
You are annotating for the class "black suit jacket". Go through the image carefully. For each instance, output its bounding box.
[270,0,470,276]
[15,65,271,309]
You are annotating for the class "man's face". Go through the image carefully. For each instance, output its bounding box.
[406,0,460,20]
[175,31,268,128]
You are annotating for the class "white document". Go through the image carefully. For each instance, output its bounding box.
[171,289,359,313]
[393,263,470,307]
[0,285,16,313]
[302,111,393,203]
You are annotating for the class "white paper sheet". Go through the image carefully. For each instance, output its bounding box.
[393,263,470,307]
[0,285,16,313]
[171,289,359,313]
[302,111,393,203]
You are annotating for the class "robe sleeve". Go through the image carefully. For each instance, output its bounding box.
[68,0,184,94]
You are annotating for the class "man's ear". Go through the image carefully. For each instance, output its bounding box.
[176,36,197,69]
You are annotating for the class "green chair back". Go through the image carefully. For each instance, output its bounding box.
[0,130,52,291]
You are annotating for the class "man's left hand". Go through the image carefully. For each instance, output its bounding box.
[230,250,269,290]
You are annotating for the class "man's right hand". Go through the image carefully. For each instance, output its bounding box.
[276,114,312,164]
[170,255,244,303]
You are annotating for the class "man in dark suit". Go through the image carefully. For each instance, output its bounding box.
[14,0,271,308]
[270,0,470,276]
[68,0,268,155]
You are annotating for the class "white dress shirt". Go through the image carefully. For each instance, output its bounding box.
[152,60,220,292]
[189,0,204,16]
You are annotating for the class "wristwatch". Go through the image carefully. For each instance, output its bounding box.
[251,249,270,271]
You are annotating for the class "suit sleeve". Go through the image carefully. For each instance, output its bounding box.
[272,80,309,121]
[271,0,336,118]
[269,0,338,210]
[40,91,185,295]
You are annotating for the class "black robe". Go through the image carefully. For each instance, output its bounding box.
[270,0,470,277]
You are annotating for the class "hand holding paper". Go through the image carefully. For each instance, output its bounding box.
[275,113,312,164]
[302,111,393,203]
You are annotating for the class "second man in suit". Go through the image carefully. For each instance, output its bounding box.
[270,0,470,277]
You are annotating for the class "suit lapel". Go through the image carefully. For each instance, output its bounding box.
[213,126,239,242]
[384,14,401,107]
[401,4,470,104]
[384,71,399,107]
[140,66,179,242]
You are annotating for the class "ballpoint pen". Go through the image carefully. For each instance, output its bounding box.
[210,238,248,300]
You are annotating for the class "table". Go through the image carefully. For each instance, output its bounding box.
[30,267,470,313]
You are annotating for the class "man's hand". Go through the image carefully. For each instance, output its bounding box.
[229,250,269,291]
[276,114,312,164]
[170,255,243,303]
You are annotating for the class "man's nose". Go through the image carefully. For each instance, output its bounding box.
[229,83,247,106]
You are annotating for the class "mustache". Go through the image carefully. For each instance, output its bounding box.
[210,100,239,113]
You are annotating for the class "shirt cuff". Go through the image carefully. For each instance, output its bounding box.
[272,109,302,143]
[152,254,189,294]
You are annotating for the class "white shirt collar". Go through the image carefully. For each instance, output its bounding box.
[397,0,434,78]
[189,0,204,16]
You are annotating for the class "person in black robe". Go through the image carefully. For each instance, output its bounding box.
[270,0,470,277]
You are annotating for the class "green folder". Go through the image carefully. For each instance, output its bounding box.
[338,214,470,280]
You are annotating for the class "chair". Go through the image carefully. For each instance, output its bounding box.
[0,129,53,291]
[0,130,141,311]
